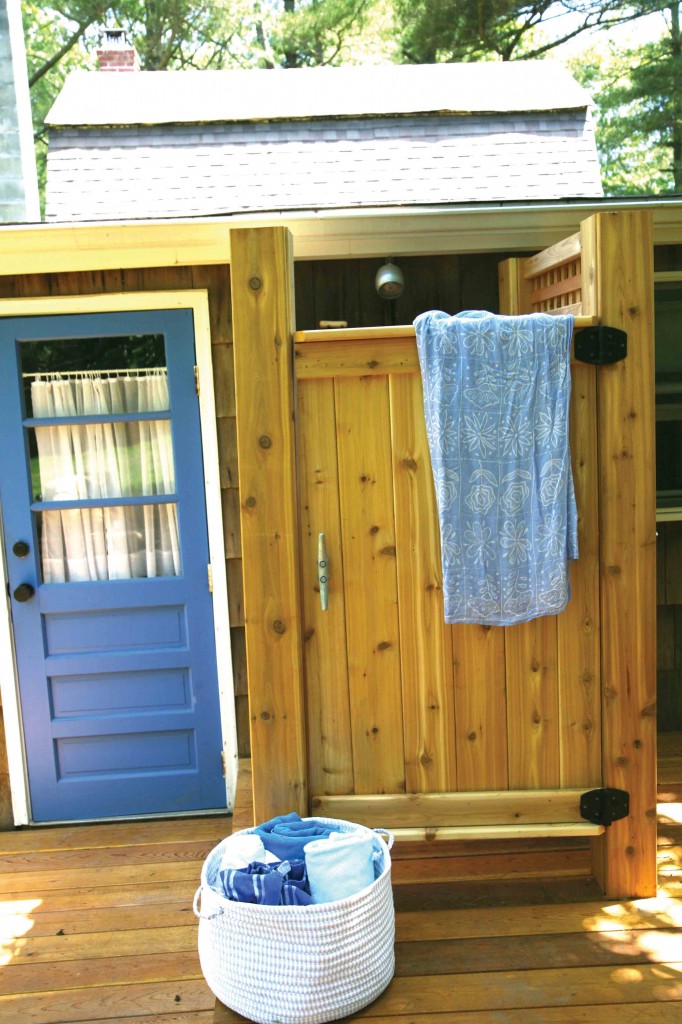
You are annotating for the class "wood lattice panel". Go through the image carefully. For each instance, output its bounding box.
[529,257,582,311]
[523,231,583,313]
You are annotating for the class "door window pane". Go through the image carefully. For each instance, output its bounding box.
[19,332,181,581]
[20,334,167,417]
[30,419,176,502]
[37,504,181,582]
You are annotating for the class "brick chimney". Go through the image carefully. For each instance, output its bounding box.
[97,28,140,71]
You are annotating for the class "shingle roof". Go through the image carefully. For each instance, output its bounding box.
[44,62,603,222]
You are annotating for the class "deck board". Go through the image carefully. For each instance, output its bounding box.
[0,738,680,1024]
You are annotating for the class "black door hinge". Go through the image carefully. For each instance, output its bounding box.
[574,326,627,365]
[580,787,629,827]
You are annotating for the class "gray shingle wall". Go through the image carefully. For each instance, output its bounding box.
[46,111,603,221]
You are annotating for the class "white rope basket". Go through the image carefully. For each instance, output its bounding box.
[194,817,395,1024]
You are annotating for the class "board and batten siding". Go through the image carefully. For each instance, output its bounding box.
[0,264,245,829]
[293,252,529,332]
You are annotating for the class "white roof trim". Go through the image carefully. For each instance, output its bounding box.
[1,198,682,275]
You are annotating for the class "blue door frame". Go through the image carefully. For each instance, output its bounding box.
[0,309,226,822]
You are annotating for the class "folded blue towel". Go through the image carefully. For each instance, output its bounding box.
[218,859,313,906]
[304,831,377,903]
[253,813,340,861]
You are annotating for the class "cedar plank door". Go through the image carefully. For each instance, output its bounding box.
[231,212,657,898]
[296,336,600,804]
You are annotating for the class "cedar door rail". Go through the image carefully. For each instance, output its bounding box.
[294,317,600,378]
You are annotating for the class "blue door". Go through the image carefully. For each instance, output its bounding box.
[0,309,226,821]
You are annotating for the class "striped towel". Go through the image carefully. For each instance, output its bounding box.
[218,859,313,906]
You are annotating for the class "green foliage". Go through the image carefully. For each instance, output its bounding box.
[394,0,553,63]
[392,1,656,64]
[271,0,377,68]
[572,6,682,194]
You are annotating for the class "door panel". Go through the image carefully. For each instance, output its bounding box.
[0,309,225,821]
[451,620,508,792]
[334,376,405,796]
[297,335,602,813]
[297,378,353,797]
[556,360,601,789]
[389,372,456,793]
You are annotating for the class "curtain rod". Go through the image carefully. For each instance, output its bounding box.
[21,367,167,379]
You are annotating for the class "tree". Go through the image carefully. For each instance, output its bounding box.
[269,0,377,68]
[392,1,666,64]
[573,4,682,193]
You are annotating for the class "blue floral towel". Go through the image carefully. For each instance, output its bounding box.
[414,310,578,626]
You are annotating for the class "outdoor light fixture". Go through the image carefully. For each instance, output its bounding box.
[375,259,405,299]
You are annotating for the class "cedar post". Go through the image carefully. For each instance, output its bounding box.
[581,211,657,898]
[230,227,308,822]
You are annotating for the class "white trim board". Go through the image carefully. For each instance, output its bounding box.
[4,199,682,276]
[0,290,237,824]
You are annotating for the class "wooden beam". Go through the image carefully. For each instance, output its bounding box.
[231,759,254,832]
[294,325,417,343]
[295,318,602,380]
[523,232,581,278]
[295,338,419,379]
[389,822,604,841]
[311,789,591,827]
[230,227,307,821]
[0,222,233,276]
[498,257,533,315]
[584,210,657,899]
[294,317,599,344]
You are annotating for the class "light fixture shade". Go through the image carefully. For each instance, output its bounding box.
[375,260,405,299]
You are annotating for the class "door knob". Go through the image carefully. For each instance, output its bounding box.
[13,583,35,602]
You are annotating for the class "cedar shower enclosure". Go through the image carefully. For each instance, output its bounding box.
[232,210,656,900]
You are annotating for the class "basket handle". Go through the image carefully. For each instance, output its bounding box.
[373,828,395,850]
[193,886,225,921]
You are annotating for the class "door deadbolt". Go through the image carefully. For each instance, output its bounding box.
[12,541,30,557]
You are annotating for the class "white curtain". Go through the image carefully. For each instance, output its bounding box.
[31,372,181,582]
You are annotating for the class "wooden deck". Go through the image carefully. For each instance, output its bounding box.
[1,736,681,1024]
